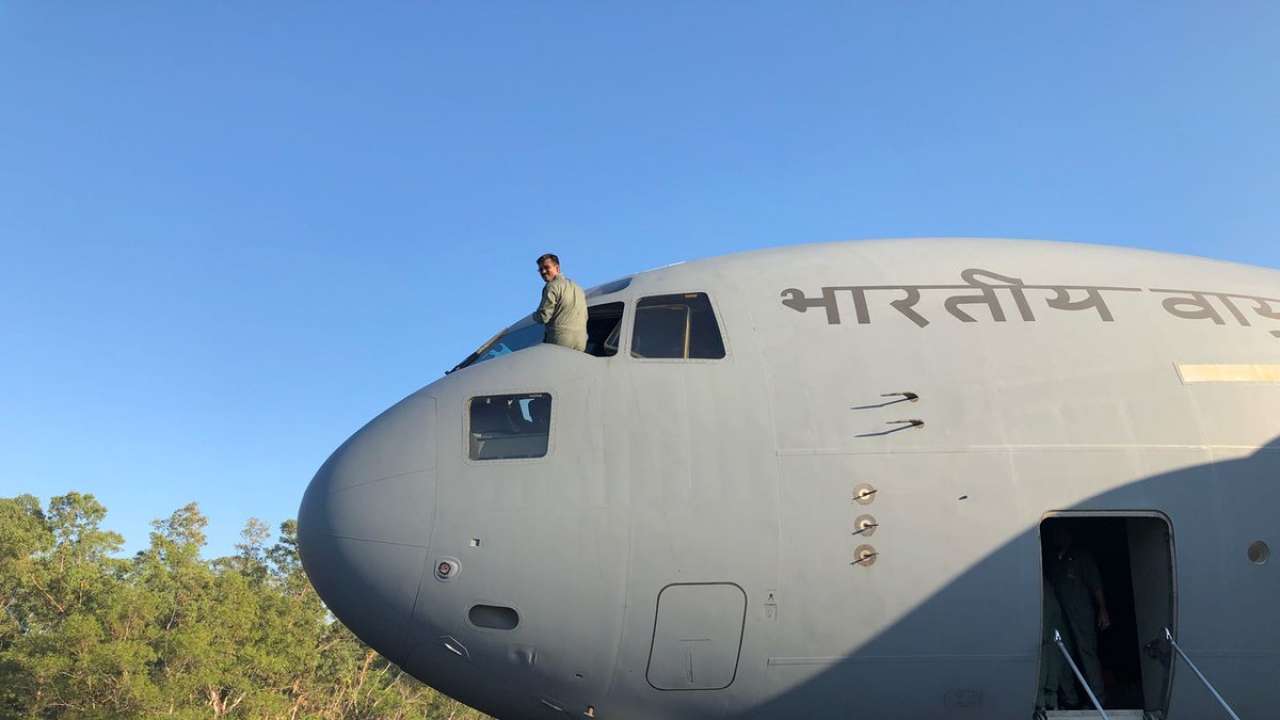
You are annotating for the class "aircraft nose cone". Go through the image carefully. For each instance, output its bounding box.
[298,393,438,664]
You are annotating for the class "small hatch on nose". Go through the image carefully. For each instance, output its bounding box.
[469,604,520,630]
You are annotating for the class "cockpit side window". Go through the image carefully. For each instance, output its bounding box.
[631,293,726,360]
[468,393,552,460]
[476,324,544,364]
[585,302,624,358]
[449,302,628,373]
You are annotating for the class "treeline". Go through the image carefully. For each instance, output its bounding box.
[0,493,490,720]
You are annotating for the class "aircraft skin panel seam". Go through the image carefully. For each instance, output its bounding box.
[602,364,639,701]
[403,548,435,658]
[735,287,788,596]
[774,444,1271,456]
[323,534,428,549]
[323,467,434,495]
[766,653,1036,665]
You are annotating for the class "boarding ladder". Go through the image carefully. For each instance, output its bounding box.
[1162,627,1242,720]
[1038,628,1242,720]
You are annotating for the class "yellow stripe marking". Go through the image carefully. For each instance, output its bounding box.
[1177,363,1280,383]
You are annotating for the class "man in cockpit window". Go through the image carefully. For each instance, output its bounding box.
[533,253,588,352]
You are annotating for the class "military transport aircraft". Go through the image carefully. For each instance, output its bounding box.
[297,238,1279,719]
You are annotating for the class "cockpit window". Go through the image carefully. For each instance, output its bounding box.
[451,303,626,372]
[476,323,544,365]
[469,393,551,460]
[631,293,726,360]
[585,302,624,357]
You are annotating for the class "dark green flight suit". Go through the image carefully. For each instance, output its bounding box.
[1039,577,1078,709]
[533,275,588,351]
[1045,547,1106,703]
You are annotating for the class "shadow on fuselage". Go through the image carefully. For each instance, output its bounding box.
[738,436,1280,720]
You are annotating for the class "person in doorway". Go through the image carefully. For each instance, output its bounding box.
[1044,523,1111,707]
[1039,576,1080,711]
[533,253,588,351]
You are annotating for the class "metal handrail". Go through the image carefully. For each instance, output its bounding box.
[1053,629,1110,719]
[1164,628,1242,720]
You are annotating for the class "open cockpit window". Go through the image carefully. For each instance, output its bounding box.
[631,293,725,359]
[465,323,544,370]
[585,302,624,357]
[451,302,626,372]
[469,393,551,460]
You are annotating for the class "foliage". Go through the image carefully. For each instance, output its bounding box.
[0,493,490,720]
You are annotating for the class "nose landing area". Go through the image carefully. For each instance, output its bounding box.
[297,394,438,664]
[300,534,428,663]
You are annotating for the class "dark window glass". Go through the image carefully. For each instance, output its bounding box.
[631,293,726,360]
[585,302,624,358]
[469,393,551,460]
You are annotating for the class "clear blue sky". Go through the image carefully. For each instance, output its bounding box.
[3,3,1278,558]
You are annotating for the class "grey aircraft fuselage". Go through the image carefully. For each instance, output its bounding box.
[297,238,1280,719]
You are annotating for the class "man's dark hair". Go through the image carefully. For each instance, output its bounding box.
[536,253,560,267]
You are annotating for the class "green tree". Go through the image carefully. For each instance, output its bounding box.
[0,493,154,718]
[0,493,490,720]
[0,495,53,717]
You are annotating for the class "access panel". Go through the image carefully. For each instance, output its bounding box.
[646,583,747,691]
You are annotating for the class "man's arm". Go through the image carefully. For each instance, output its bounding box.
[534,282,558,325]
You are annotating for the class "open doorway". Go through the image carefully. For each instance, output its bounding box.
[1037,514,1175,717]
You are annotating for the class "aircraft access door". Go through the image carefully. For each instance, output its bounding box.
[1037,514,1175,717]
[646,583,747,690]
